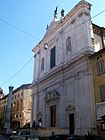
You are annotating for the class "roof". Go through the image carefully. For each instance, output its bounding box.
[0,94,8,101]
[32,0,92,53]
[89,47,105,59]
[13,83,32,93]
[92,23,105,36]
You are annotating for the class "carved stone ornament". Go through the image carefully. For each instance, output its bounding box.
[45,90,60,101]
[65,104,75,111]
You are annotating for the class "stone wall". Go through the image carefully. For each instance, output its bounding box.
[32,127,69,137]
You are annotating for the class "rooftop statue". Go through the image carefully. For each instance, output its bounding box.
[54,6,58,19]
[61,9,64,17]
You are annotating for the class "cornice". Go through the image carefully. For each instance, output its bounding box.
[32,49,93,86]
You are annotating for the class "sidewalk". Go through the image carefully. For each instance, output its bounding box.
[0,134,9,140]
[0,133,11,139]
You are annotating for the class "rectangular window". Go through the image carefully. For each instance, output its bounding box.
[20,99,23,110]
[100,85,105,101]
[28,100,31,110]
[50,46,56,69]
[17,101,19,111]
[50,105,56,127]
[96,60,105,75]
[21,92,23,96]
[103,36,105,48]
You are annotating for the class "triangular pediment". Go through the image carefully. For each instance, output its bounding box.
[44,21,60,38]
[45,90,60,101]
[65,104,75,111]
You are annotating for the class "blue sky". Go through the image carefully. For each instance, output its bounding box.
[0,0,105,94]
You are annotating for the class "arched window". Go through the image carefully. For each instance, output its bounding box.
[41,57,44,72]
[66,36,71,55]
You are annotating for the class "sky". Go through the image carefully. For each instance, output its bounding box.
[0,0,105,94]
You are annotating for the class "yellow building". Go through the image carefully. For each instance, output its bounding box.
[90,24,105,137]
[0,84,32,131]
[11,84,32,130]
[91,49,105,103]
[0,94,8,129]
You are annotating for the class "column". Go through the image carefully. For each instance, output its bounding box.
[4,86,14,134]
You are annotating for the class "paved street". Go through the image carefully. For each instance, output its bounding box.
[0,135,9,140]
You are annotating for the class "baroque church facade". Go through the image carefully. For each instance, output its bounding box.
[31,0,96,135]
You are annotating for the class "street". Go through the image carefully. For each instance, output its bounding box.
[0,135,9,140]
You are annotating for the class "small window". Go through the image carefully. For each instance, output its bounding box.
[28,100,31,110]
[96,60,105,75]
[21,92,23,96]
[66,36,71,55]
[17,101,19,111]
[20,99,23,110]
[103,36,105,48]
[100,85,105,101]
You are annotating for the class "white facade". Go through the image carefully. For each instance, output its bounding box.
[32,0,96,135]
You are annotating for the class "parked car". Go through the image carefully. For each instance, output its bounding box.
[48,134,80,140]
[9,129,40,140]
[85,134,105,140]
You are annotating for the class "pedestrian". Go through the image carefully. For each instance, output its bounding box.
[38,118,42,127]
[32,120,38,131]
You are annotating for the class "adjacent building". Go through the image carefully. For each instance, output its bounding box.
[0,87,4,98]
[92,24,105,52]
[32,0,97,135]
[0,87,5,127]
[0,84,32,131]
[90,25,105,137]
[0,94,8,129]
[11,84,32,130]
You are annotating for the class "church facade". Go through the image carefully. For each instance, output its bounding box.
[32,1,96,135]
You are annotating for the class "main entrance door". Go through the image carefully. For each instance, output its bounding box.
[50,105,56,127]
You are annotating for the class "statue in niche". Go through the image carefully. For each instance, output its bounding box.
[66,36,71,55]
